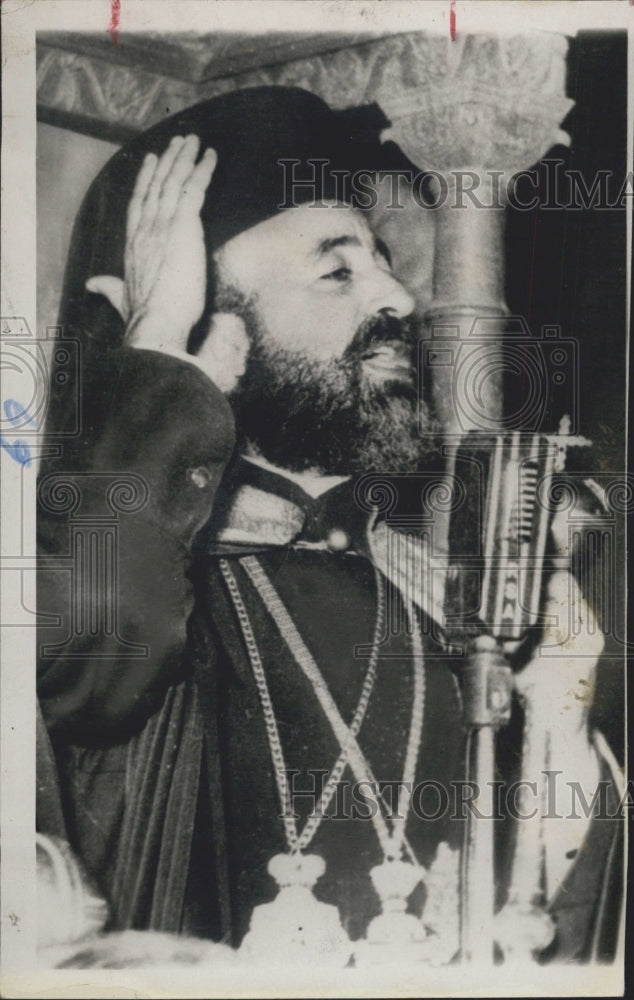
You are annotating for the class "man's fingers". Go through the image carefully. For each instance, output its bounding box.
[176,148,217,215]
[127,153,158,240]
[150,134,187,192]
[120,133,212,346]
[140,135,187,222]
[157,135,202,221]
[129,135,213,237]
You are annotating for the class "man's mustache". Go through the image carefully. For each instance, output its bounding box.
[343,313,418,361]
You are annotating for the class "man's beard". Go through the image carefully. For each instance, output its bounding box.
[222,291,440,476]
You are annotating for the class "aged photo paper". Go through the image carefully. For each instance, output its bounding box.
[1,1,630,996]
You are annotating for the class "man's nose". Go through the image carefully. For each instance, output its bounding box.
[363,269,415,319]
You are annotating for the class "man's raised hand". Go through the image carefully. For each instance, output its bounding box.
[87,134,216,353]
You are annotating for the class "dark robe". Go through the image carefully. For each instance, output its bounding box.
[37,345,623,961]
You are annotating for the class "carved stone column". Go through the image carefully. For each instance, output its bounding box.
[372,31,573,436]
[372,34,575,964]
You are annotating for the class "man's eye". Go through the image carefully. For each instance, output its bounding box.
[321,267,352,283]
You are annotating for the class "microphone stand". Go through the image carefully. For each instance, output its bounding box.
[459,633,512,964]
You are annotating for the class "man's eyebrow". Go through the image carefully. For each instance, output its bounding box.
[314,235,361,256]
[313,234,392,265]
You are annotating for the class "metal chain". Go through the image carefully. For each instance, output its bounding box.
[222,554,426,864]
[390,597,426,856]
[220,556,384,853]
[220,558,299,850]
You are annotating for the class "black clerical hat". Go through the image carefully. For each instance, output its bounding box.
[156,85,395,252]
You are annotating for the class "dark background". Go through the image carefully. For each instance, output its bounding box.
[506,31,628,763]
[506,31,627,469]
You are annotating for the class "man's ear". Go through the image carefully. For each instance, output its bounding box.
[196,312,249,394]
[85,276,130,323]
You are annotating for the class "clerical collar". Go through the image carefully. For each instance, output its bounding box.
[203,455,366,554]
[241,453,350,500]
[200,454,448,632]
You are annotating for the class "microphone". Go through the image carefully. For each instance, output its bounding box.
[442,417,591,645]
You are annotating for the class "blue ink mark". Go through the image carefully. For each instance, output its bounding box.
[4,398,38,429]
[1,399,38,466]
[0,437,32,466]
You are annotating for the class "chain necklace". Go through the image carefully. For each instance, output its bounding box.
[220,556,384,853]
[219,554,428,966]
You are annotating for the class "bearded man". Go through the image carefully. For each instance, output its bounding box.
[36,87,622,967]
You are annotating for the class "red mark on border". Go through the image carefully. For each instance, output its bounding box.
[450,1,457,41]
[108,0,121,45]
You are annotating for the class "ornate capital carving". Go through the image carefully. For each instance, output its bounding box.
[374,32,573,174]
[38,30,573,179]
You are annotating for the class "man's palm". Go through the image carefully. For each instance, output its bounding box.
[87,134,216,353]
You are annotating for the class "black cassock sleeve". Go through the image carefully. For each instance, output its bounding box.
[37,344,235,744]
